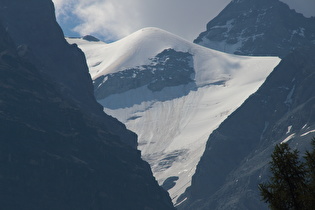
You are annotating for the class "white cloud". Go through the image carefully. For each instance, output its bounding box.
[72,0,143,41]
[52,0,315,42]
[53,0,74,17]
[52,0,230,42]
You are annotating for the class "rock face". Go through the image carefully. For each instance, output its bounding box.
[83,35,101,42]
[0,1,175,210]
[0,0,136,147]
[178,45,315,209]
[194,0,315,57]
[94,48,195,99]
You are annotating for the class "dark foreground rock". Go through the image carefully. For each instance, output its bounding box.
[0,1,175,209]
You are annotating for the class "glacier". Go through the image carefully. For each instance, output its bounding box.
[67,27,281,203]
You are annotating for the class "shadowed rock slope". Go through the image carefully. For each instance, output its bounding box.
[0,1,175,209]
[179,45,315,209]
[0,0,136,147]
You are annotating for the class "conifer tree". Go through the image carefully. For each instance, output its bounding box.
[259,143,307,210]
[304,138,315,208]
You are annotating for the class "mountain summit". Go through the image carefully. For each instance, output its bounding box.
[69,27,280,203]
[194,0,315,57]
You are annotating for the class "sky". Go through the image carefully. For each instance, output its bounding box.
[52,0,315,43]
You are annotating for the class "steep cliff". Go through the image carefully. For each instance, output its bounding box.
[0,0,136,147]
[0,1,175,209]
[179,45,315,209]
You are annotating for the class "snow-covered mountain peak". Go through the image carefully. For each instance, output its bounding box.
[69,27,196,80]
[68,28,281,203]
[67,27,278,89]
[118,27,192,49]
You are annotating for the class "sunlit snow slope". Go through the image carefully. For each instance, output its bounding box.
[67,27,281,203]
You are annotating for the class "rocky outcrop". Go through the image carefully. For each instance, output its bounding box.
[94,48,194,99]
[194,0,315,57]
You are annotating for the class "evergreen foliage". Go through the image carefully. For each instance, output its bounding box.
[259,138,315,210]
[304,140,315,207]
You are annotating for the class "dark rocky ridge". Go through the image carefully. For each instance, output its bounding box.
[83,35,101,42]
[0,1,175,209]
[179,45,315,209]
[194,0,315,57]
[0,0,136,147]
[94,48,194,100]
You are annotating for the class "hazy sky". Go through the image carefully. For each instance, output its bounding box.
[52,0,315,42]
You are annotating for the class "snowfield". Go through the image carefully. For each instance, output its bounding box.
[67,27,281,203]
